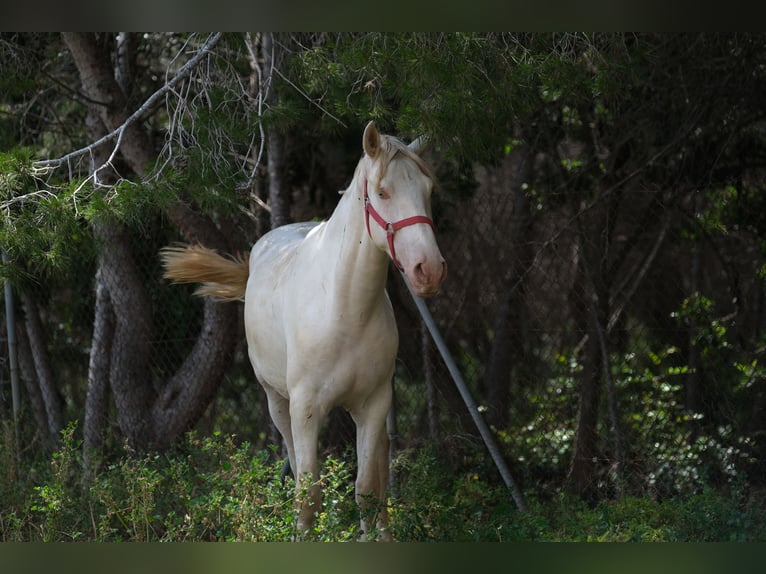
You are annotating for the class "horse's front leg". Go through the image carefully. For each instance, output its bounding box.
[352,382,393,541]
[289,392,324,537]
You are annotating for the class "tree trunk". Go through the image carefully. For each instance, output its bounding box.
[568,300,603,498]
[486,292,514,430]
[15,323,57,450]
[485,146,532,430]
[93,219,157,451]
[686,239,703,439]
[267,127,290,228]
[262,32,291,228]
[114,32,137,99]
[245,32,274,239]
[568,202,611,499]
[19,293,63,446]
[82,267,114,473]
[748,278,766,450]
[152,297,239,450]
[583,251,624,497]
[62,33,154,175]
[64,33,242,457]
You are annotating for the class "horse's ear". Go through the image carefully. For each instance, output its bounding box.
[363,121,381,159]
[408,134,429,155]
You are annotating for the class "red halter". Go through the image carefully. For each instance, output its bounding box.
[363,179,435,271]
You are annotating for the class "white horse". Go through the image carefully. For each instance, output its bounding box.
[161,122,447,540]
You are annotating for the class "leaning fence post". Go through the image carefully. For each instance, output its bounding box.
[399,269,527,512]
[2,249,21,450]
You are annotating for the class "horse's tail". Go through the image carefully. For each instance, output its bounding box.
[160,244,250,302]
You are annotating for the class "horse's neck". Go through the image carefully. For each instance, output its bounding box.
[317,178,390,313]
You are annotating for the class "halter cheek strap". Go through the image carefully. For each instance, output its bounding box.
[363,179,435,271]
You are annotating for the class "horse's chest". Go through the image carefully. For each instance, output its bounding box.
[286,304,398,394]
[295,305,397,363]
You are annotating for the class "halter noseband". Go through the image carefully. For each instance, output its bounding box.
[363,178,435,271]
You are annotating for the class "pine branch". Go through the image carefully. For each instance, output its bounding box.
[33,33,222,172]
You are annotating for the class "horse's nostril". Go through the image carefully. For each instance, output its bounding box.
[412,260,447,286]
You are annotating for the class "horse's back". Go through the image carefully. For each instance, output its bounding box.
[248,221,322,287]
[250,221,319,263]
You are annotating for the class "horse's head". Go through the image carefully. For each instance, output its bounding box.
[361,121,447,297]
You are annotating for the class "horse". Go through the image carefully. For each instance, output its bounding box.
[160,121,447,540]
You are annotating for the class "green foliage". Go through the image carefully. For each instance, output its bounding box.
[673,293,732,357]
[0,148,32,195]
[81,179,175,230]
[29,422,83,541]
[496,354,581,490]
[88,433,294,542]
[291,33,527,160]
[3,427,360,542]
[0,151,93,284]
[536,487,764,542]
[492,290,756,501]
[617,346,754,496]
[1,425,764,542]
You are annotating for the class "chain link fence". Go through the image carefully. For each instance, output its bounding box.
[1,142,763,498]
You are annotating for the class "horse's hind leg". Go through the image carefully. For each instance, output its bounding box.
[262,385,296,478]
[351,382,393,541]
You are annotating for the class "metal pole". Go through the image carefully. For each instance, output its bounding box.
[400,270,527,511]
[3,250,21,449]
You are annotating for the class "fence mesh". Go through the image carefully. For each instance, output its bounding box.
[1,141,762,498]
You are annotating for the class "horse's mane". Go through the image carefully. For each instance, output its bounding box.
[377,135,436,184]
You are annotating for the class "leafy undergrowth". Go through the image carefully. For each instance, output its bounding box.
[2,427,764,542]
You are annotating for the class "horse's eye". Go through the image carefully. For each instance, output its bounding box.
[378,188,389,199]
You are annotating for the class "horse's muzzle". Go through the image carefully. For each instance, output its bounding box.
[409,259,447,298]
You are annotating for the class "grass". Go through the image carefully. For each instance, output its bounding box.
[1,424,764,542]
